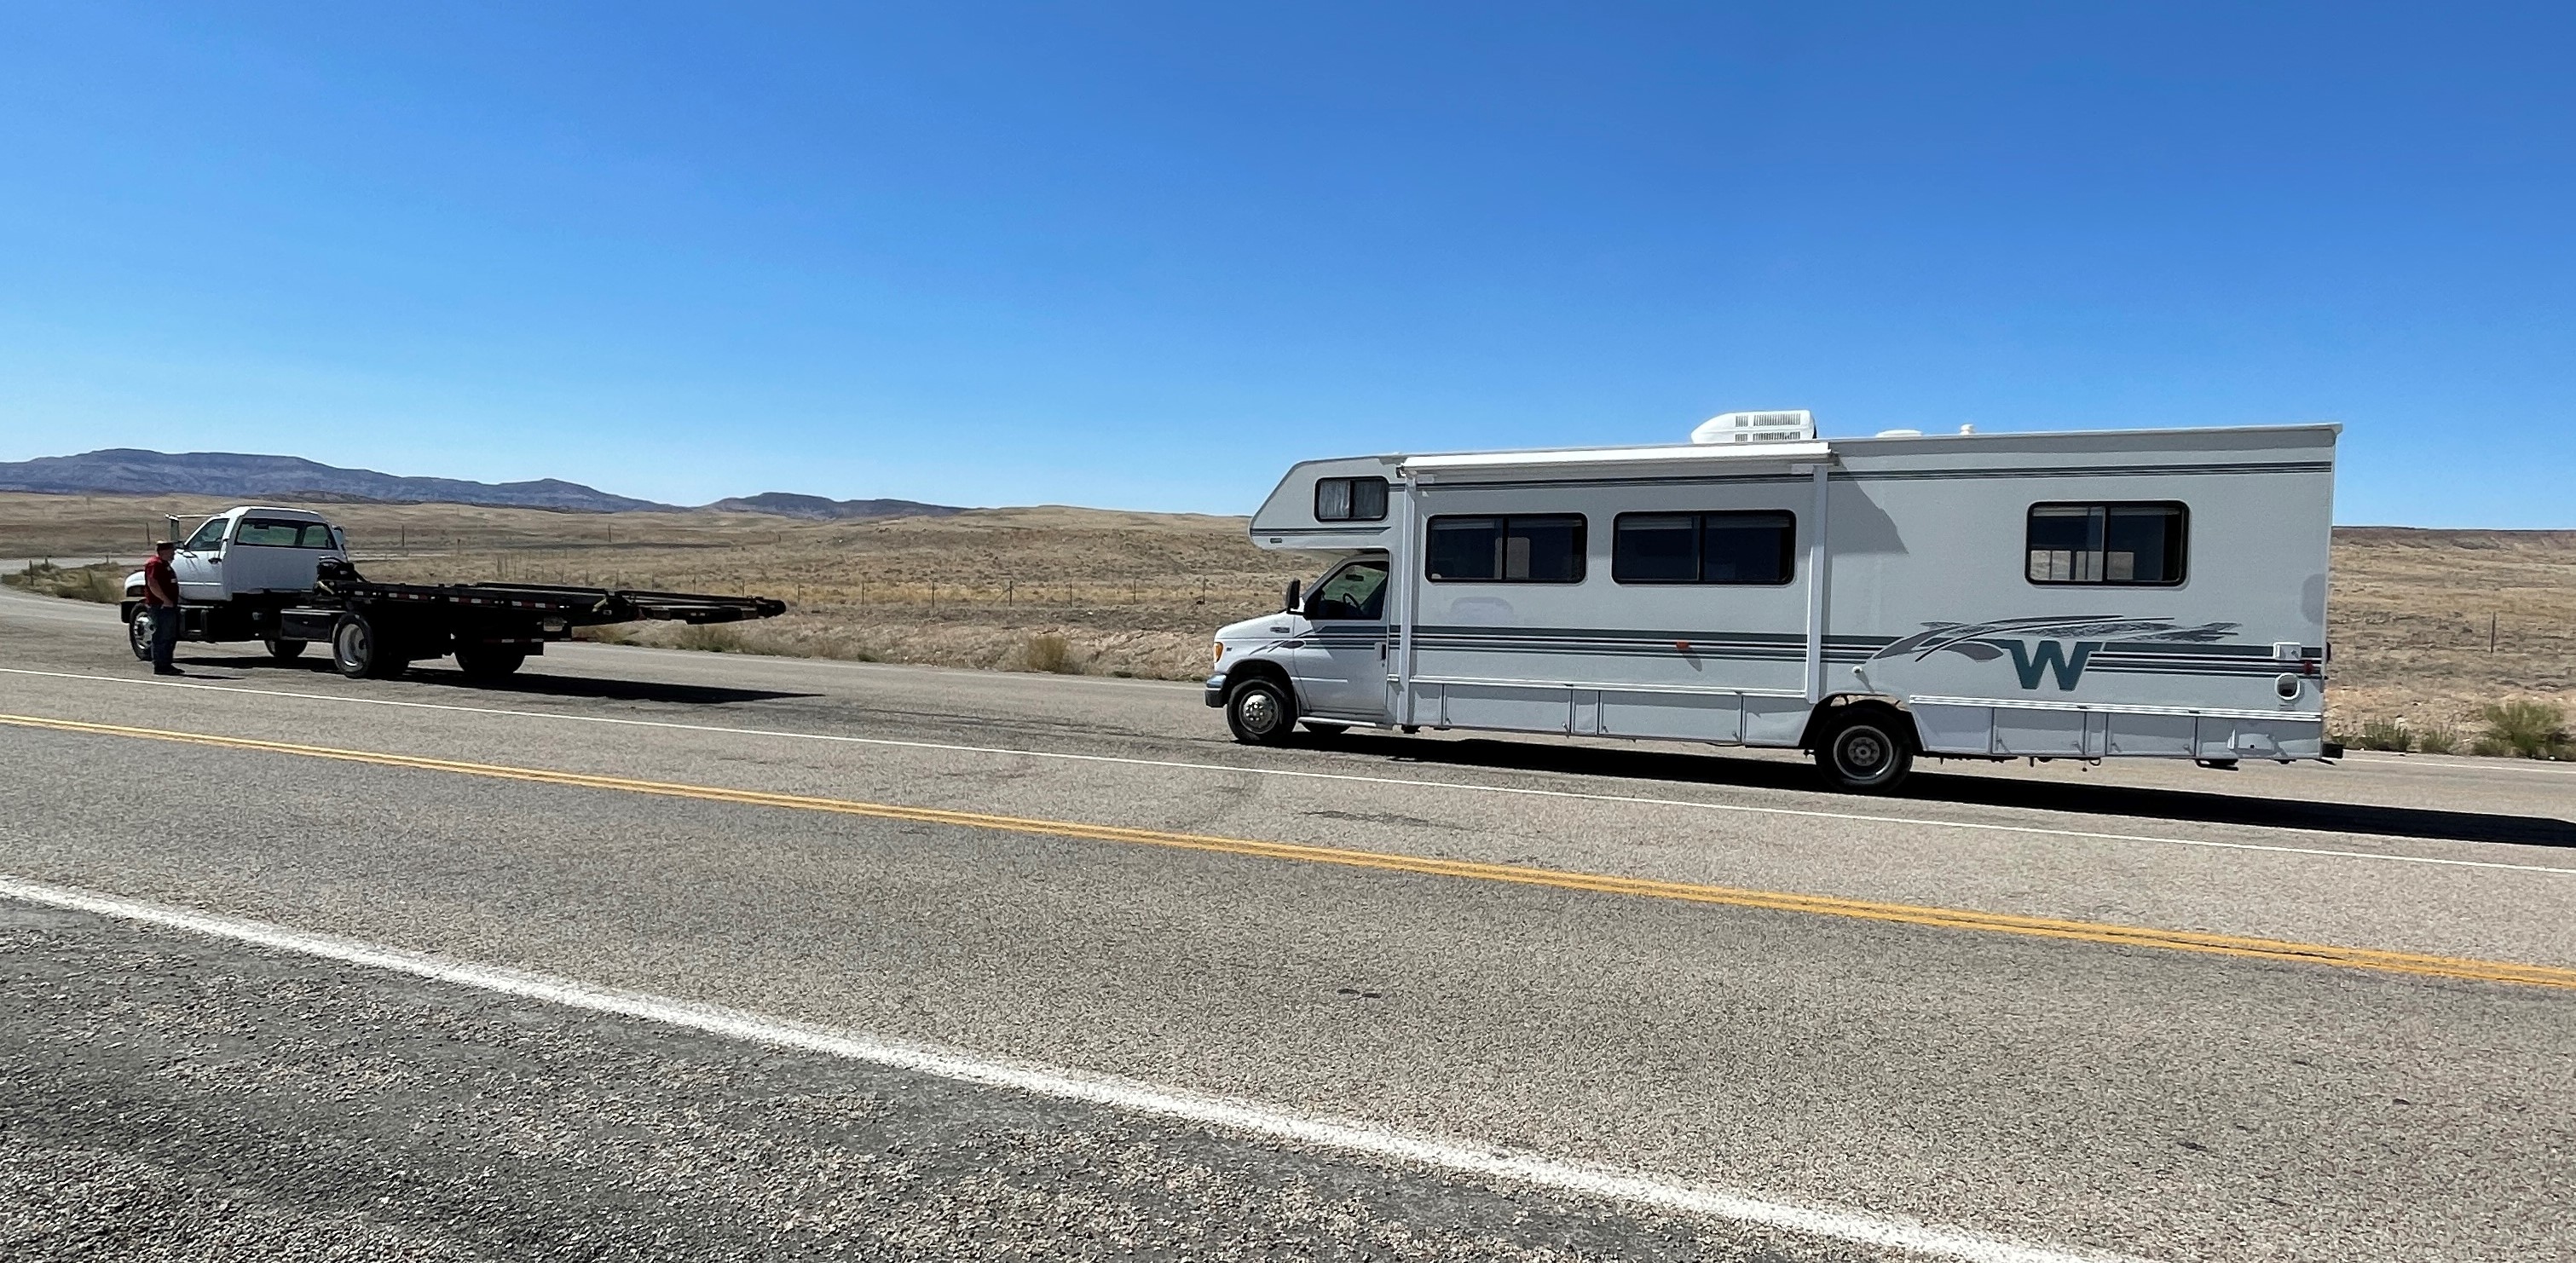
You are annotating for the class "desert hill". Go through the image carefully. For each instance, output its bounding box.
[0,449,967,521]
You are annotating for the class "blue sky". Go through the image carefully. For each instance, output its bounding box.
[0,3,2567,522]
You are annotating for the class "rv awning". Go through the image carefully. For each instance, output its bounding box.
[1400,441,1833,476]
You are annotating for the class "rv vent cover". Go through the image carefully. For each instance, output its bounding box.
[1690,410,1816,445]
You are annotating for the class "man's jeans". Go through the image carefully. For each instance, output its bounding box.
[147,604,179,670]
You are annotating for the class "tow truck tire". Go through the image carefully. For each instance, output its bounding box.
[1814,710,1915,793]
[331,614,402,679]
[265,638,307,662]
[1225,677,1298,746]
[455,647,527,680]
[128,609,153,660]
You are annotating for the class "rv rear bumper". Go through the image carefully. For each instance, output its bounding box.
[1203,676,1227,707]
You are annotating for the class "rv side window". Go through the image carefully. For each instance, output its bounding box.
[2026,503,2186,585]
[1314,476,1389,522]
[1613,511,1795,585]
[1425,515,1585,583]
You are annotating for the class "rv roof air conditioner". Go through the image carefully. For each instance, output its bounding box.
[1690,410,1816,445]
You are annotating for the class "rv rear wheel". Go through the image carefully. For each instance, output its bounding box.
[1816,712,1914,793]
[128,610,153,660]
[265,638,307,662]
[1225,678,1297,746]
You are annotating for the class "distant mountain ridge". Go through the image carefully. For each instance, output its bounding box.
[0,448,967,520]
[703,492,967,521]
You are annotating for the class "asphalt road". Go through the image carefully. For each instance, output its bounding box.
[2,586,2570,1262]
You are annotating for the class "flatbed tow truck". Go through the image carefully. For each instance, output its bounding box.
[122,505,784,680]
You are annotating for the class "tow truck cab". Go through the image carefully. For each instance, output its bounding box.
[124,507,349,607]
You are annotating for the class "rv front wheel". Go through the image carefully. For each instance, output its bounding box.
[1225,678,1297,746]
[1817,713,1914,793]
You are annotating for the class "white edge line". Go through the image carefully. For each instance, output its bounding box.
[3,665,2572,878]
[0,872,2139,1263]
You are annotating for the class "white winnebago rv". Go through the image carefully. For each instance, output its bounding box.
[1204,412,2337,792]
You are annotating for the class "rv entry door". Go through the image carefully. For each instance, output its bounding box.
[1294,557,1391,719]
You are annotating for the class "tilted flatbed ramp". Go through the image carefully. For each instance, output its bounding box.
[316,578,788,626]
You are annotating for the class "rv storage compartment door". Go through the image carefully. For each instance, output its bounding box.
[2105,712,2198,757]
[1597,690,1743,743]
[1433,683,1576,734]
[1911,703,1996,756]
[1993,708,2092,758]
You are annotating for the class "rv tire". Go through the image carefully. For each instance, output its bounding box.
[1225,678,1298,746]
[1816,711,1914,793]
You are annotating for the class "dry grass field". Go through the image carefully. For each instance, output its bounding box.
[4,493,2568,744]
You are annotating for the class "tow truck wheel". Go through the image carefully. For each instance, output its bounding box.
[1225,677,1298,746]
[455,647,527,680]
[1814,710,1915,793]
[265,638,307,662]
[128,610,153,660]
[331,614,401,680]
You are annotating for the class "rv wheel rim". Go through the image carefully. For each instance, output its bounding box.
[1841,730,1887,772]
[1238,690,1280,734]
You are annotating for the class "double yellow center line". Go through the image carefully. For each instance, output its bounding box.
[8,711,2573,992]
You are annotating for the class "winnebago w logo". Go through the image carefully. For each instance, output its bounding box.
[1871,614,2239,692]
[2004,640,2097,690]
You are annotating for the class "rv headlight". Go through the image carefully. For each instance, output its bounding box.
[1212,641,1227,668]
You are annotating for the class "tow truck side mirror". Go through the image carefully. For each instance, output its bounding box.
[1282,579,1301,614]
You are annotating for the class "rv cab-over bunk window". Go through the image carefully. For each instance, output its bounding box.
[1314,476,1389,522]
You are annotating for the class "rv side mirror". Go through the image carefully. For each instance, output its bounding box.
[1283,579,1302,613]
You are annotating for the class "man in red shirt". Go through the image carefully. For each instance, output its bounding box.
[140,540,182,675]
